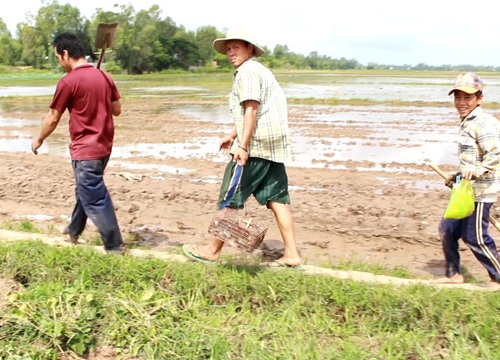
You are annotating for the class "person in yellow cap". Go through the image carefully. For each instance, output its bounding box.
[434,72,500,291]
[182,30,301,268]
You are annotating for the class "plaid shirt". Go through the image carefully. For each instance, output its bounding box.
[458,106,500,202]
[229,57,291,164]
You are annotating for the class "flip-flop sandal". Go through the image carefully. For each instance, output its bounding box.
[261,260,303,269]
[182,244,217,264]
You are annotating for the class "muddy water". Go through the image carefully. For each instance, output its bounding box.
[279,73,500,102]
[0,103,460,171]
[0,86,55,97]
[171,104,460,168]
[2,73,500,172]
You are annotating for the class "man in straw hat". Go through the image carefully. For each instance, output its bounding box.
[434,72,500,291]
[182,30,301,267]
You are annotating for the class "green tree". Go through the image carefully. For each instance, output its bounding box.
[18,25,45,67]
[133,6,166,73]
[35,1,88,67]
[152,17,179,70]
[170,37,200,70]
[194,26,220,66]
[105,5,182,74]
[0,18,21,65]
[273,44,289,59]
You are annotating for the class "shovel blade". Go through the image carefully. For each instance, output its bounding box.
[95,23,118,49]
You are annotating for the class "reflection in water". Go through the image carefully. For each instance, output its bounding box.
[0,138,33,153]
[172,103,230,124]
[0,86,55,97]
[0,116,39,127]
[131,86,204,93]
[0,137,69,156]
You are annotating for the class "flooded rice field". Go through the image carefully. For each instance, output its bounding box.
[1,72,500,175]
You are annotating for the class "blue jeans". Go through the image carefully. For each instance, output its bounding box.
[439,202,500,282]
[66,157,123,250]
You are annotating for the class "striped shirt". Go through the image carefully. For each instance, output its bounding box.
[458,106,500,202]
[229,57,291,164]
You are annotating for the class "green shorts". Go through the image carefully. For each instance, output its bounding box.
[217,158,290,209]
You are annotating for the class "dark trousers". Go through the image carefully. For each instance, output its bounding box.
[66,157,123,250]
[439,202,500,282]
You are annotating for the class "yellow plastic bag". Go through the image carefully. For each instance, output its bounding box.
[443,178,475,219]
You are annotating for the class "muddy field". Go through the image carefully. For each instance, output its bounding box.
[1,93,500,283]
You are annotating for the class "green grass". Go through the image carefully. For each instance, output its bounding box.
[0,240,499,359]
[333,258,414,279]
[1,219,44,233]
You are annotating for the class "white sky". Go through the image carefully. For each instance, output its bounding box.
[2,0,500,67]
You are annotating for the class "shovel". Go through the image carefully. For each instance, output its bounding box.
[95,23,118,69]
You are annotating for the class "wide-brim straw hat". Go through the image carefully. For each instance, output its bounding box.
[213,30,265,57]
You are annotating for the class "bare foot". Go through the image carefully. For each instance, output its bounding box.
[486,281,500,292]
[431,274,465,284]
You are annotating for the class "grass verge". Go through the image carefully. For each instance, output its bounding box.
[0,240,499,359]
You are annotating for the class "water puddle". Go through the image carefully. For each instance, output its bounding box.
[0,137,34,153]
[122,74,496,102]
[132,86,204,92]
[172,103,231,124]
[0,86,55,97]
[279,74,500,102]
[111,137,223,161]
[0,116,39,127]
[0,104,459,173]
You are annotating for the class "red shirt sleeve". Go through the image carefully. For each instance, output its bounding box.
[102,71,121,102]
[50,78,72,114]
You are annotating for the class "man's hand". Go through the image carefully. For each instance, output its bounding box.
[461,169,477,180]
[444,173,455,188]
[233,146,249,166]
[31,108,62,155]
[219,135,234,153]
[31,137,43,155]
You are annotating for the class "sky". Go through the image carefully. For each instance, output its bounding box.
[2,0,500,67]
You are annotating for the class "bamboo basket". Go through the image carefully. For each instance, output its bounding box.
[208,208,268,252]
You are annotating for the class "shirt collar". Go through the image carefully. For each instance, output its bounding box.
[233,57,258,77]
[461,106,482,125]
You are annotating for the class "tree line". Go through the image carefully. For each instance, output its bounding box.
[1,2,499,74]
[0,2,360,73]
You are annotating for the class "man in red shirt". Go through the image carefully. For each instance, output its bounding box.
[32,32,124,253]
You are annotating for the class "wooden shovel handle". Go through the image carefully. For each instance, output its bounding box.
[96,46,106,70]
[491,217,500,232]
[428,163,449,180]
[428,163,500,232]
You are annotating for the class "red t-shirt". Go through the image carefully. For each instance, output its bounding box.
[50,64,120,160]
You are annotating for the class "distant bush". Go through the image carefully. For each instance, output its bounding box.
[101,61,123,75]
